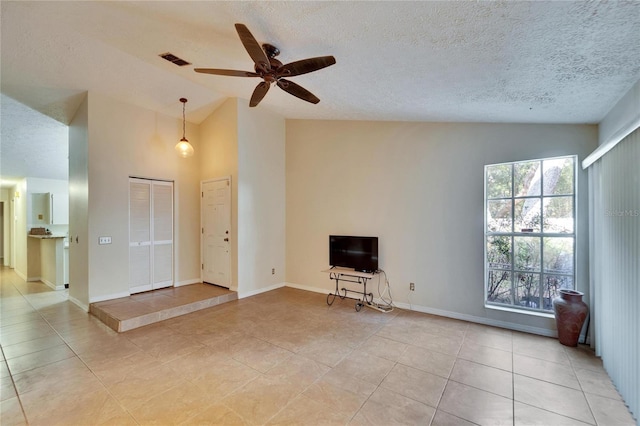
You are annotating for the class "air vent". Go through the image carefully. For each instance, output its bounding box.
[159,52,191,67]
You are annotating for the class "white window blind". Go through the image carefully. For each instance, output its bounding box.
[589,127,639,422]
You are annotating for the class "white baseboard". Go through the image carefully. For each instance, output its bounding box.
[42,279,65,291]
[175,279,201,287]
[285,282,329,295]
[89,291,131,304]
[15,269,27,281]
[69,296,89,312]
[391,301,557,338]
[27,276,41,282]
[238,282,285,299]
[285,281,557,338]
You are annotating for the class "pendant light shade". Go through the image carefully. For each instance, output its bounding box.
[175,98,194,158]
[175,138,194,158]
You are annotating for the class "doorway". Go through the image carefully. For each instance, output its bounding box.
[201,177,231,288]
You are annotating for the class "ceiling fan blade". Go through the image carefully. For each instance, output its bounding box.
[235,23,271,73]
[250,81,270,107]
[194,68,259,77]
[278,56,336,77]
[276,79,320,104]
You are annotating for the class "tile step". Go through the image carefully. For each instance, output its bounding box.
[89,284,237,332]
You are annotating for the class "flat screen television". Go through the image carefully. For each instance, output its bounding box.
[329,235,378,273]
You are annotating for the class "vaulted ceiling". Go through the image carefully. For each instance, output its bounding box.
[1,1,639,185]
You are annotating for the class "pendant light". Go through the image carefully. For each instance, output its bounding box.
[175,97,194,158]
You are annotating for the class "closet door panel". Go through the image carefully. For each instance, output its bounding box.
[152,182,173,289]
[130,182,151,243]
[153,183,173,242]
[129,244,151,293]
[153,243,173,288]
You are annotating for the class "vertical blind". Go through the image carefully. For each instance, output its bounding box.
[589,127,639,422]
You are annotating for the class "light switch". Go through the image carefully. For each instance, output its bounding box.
[98,236,112,245]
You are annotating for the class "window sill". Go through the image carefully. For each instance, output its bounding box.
[485,304,555,319]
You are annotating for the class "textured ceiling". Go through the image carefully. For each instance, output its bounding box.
[1,1,640,185]
[0,94,69,184]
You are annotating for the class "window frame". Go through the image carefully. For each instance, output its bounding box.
[483,155,578,314]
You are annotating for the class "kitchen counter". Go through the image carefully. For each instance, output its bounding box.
[28,234,66,239]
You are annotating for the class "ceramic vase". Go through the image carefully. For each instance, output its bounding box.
[552,289,588,347]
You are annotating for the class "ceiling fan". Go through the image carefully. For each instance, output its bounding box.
[195,24,336,107]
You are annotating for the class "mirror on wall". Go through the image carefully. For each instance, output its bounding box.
[31,192,51,225]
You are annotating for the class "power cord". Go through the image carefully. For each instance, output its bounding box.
[376,269,394,308]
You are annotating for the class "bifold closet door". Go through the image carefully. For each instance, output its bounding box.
[129,178,173,294]
[152,182,173,289]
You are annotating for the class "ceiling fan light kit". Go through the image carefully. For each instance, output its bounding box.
[195,23,336,107]
[175,97,194,158]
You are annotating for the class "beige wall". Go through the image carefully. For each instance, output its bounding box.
[1,188,10,267]
[66,92,202,307]
[198,98,286,296]
[68,95,89,307]
[237,99,286,296]
[286,120,597,335]
[66,94,285,306]
[13,179,27,280]
[199,98,240,290]
[84,92,201,303]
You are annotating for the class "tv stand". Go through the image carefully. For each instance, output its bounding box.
[323,267,375,311]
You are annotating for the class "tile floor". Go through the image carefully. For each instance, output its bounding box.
[0,267,636,425]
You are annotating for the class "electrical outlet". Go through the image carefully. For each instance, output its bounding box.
[98,236,112,245]
[410,282,415,291]
[272,268,275,275]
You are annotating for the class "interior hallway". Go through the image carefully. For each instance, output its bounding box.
[0,267,635,425]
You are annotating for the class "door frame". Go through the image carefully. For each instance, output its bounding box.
[200,176,232,288]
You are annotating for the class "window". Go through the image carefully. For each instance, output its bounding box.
[484,156,576,313]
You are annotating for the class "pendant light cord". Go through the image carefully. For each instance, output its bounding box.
[181,98,187,141]
[175,97,193,157]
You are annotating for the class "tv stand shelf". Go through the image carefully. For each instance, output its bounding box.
[323,267,376,311]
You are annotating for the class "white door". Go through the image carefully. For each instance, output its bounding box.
[202,178,231,288]
[129,178,173,294]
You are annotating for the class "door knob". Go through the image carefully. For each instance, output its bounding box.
[224,238,229,242]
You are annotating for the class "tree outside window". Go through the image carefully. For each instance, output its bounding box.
[485,156,576,313]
